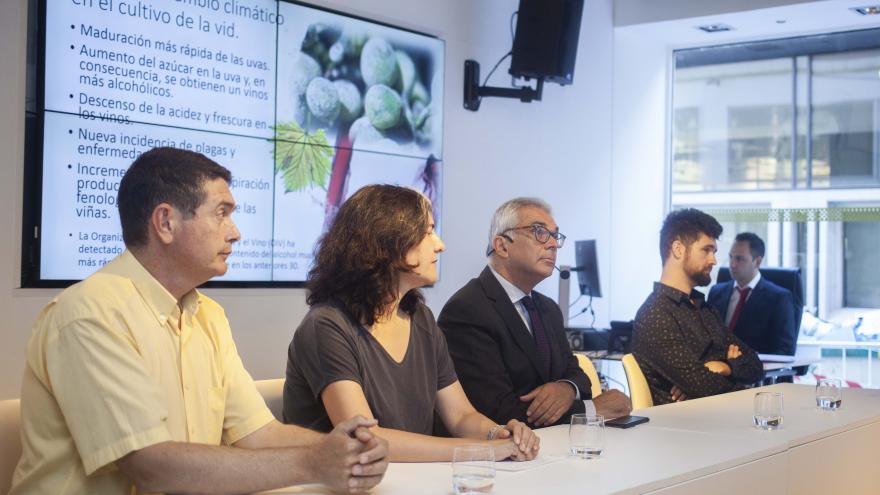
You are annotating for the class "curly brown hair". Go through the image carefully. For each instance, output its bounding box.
[306,184,433,325]
[659,208,723,264]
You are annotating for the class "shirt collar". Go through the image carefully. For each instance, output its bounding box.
[653,281,706,306]
[488,264,530,304]
[737,270,761,291]
[116,250,201,325]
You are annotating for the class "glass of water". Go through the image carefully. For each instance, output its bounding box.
[569,413,605,459]
[452,444,495,495]
[753,392,784,430]
[816,378,842,410]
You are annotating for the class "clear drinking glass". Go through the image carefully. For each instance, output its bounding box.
[816,378,842,410]
[452,444,495,495]
[569,413,605,459]
[753,392,784,430]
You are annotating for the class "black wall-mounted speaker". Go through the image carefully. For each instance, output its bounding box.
[509,0,584,86]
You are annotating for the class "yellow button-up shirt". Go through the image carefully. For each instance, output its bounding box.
[11,251,274,495]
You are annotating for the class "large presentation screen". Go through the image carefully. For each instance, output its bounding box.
[27,0,444,285]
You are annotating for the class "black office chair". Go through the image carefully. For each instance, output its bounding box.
[608,320,633,353]
[716,267,804,334]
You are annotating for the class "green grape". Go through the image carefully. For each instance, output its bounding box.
[360,37,400,88]
[364,84,402,130]
[329,41,345,63]
[414,103,430,129]
[306,77,340,122]
[333,79,363,123]
[411,101,426,122]
[395,50,417,97]
[291,54,321,98]
[410,80,429,106]
[349,116,383,144]
[416,112,433,145]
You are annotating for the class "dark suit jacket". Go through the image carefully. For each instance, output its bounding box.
[707,276,797,356]
[438,267,592,428]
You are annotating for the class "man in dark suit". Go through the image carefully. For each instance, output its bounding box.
[632,209,764,406]
[708,233,797,356]
[439,198,631,427]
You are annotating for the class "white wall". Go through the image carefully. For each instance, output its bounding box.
[0,0,616,399]
[2,0,36,401]
[608,28,671,322]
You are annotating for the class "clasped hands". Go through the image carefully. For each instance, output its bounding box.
[520,382,632,427]
[316,416,389,494]
[491,419,541,461]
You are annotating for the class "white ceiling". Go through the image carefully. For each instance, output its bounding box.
[613,0,816,26]
[615,0,880,49]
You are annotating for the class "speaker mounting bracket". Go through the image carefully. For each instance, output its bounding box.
[463,60,543,111]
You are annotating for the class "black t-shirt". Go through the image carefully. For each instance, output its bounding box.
[283,301,458,434]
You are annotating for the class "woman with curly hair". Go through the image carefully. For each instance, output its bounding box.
[282,184,540,462]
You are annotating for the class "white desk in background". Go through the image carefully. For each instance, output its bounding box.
[761,356,819,383]
[797,339,880,387]
[262,384,880,495]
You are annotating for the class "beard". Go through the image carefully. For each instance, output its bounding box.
[688,268,712,287]
[683,252,712,287]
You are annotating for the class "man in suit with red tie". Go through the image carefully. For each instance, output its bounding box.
[708,233,798,356]
[439,198,631,427]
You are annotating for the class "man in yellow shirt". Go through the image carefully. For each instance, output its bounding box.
[10,147,388,495]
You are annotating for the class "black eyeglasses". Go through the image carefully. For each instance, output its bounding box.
[501,224,566,248]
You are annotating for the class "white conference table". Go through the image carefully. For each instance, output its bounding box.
[263,384,880,495]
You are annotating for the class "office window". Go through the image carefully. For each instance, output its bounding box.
[715,217,768,271]
[727,104,794,190]
[672,107,700,190]
[811,50,880,188]
[672,59,794,192]
[672,30,880,321]
[672,32,880,193]
[844,221,880,308]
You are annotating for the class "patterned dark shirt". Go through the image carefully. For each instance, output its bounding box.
[632,282,764,405]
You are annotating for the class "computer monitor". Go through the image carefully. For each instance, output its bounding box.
[575,240,602,298]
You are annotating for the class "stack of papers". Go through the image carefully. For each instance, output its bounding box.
[758,353,796,363]
[495,455,566,472]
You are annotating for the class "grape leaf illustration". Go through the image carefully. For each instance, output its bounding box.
[273,122,333,192]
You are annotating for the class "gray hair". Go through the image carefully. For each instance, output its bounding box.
[486,197,552,256]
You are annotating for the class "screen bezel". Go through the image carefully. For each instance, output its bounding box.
[575,239,602,298]
[21,0,444,288]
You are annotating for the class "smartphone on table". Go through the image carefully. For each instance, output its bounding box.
[604,415,649,429]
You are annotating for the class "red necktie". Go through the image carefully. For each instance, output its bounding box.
[728,286,752,332]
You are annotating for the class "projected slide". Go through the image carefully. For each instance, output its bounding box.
[38,0,443,282]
